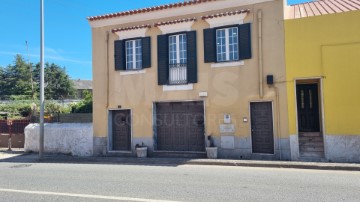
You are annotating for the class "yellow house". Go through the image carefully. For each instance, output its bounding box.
[88,0,290,160]
[285,0,360,162]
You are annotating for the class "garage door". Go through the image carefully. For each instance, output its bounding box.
[156,101,205,152]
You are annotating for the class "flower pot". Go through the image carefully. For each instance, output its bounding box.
[206,147,218,159]
[136,147,147,158]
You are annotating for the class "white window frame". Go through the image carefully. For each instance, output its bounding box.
[125,39,142,70]
[169,34,187,65]
[168,34,187,85]
[216,27,238,62]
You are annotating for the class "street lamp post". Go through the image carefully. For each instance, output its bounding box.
[39,0,45,159]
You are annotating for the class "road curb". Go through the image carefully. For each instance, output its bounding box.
[1,152,360,172]
[185,161,360,171]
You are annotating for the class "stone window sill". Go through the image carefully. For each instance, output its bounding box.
[120,69,146,75]
[211,61,245,68]
[163,84,193,91]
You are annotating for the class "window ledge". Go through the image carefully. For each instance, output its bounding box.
[120,69,146,75]
[211,61,244,68]
[163,84,193,91]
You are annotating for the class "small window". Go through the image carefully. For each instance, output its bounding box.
[125,39,142,70]
[216,27,238,62]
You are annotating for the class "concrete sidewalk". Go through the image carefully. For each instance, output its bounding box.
[1,150,360,171]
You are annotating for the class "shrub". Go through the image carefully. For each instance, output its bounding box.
[71,90,92,113]
[18,104,32,117]
[0,101,33,118]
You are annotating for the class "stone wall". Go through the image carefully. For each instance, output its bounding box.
[24,123,93,156]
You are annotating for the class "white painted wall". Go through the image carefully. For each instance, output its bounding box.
[24,123,93,157]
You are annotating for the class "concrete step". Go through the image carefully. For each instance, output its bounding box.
[299,142,324,148]
[299,137,324,143]
[300,147,324,153]
[299,132,322,137]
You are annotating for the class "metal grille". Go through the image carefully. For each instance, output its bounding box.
[169,64,187,85]
[0,120,8,134]
[11,120,30,134]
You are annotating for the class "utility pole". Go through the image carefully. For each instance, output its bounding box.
[39,0,45,159]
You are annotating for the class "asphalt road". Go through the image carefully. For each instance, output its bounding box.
[0,162,359,202]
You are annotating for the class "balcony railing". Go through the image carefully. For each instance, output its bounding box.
[169,63,187,85]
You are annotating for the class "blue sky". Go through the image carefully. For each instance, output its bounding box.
[0,0,307,80]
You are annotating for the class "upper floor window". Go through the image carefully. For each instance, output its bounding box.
[168,34,187,85]
[157,31,197,86]
[114,37,151,71]
[203,23,252,64]
[216,27,238,62]
[169,34,187,65]
[126,39,142,70]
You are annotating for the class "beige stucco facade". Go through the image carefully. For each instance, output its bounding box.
[90,0,289,159]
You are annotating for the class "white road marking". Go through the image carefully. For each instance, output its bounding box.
[0,188,179,202]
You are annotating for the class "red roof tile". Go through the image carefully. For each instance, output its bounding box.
[88,0,216,22]
[286,0,360,19]
[154,17,197,27]
[112,24,151,33]
[201,9,250,20]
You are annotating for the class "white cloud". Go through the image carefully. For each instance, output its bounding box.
[0,48,91,66]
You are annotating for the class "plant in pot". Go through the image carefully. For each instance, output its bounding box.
[135,142,147,158]
[206,135,218,159]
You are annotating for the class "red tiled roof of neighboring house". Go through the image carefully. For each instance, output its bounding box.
[154,17,197,27]
[87,0,216,22]
[286,0,360,19]
[112,24,151,33]
[201,9,250,20]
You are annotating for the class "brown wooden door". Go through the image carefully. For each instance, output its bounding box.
[156,101,205,152]
[251,102,274,154]
[112,110,131,151]
[296,84,320,132]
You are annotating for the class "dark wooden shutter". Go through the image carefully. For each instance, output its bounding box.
[203,28,216,63]
[186,31,197,84]
[157,34,169,85]
[142,37,151,68]
[114,40,125,70]
[238,23,252,60]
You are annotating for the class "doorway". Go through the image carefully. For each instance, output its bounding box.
[250,102,274,154]
[111,110,131,151]
[296,81,324,158]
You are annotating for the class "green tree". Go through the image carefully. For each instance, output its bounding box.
[0,55,33,99]
[34,62,76,100]
[0,55,75,100]
[0,67,5,98]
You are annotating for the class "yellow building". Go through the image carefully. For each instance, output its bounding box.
[88,0,290,159]
[285,0,360,162]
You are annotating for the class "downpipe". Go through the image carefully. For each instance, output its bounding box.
[106,31,110,108]
[258,10,264,99]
